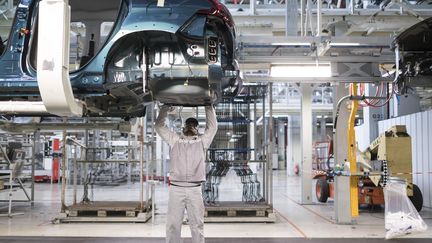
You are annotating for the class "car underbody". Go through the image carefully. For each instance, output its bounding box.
[0,0,242,118]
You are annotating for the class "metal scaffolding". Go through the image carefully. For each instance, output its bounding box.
[204,84,276,222]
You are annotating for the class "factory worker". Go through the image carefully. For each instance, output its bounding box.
[155,105,217,243]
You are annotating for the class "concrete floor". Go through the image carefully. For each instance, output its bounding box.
[0,171,431,241]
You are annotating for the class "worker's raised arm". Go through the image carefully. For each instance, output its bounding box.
[201,105,218,148]
[155,105,179,147]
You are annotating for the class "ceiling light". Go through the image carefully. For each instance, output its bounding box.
[270,65,331,78]
[271,43,311,46]
[329,43,361,47]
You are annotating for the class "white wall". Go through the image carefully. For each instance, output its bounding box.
[378,110,432,208]
[355,124,370,152]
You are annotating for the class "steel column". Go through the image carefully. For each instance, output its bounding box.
[73,144,77,205]
[285,0,298,36]
[268,83,274,206]
[250,0,256,15]
[333,84,352,224]
[31,130,40,206]
[61,125,67,212]
[140,117,144,211]
[301,0,306,36]
[286,115,294,176]
[317,0,322,35]
[300,84,313,204]
[263,89,267,203]
[127,134,132,183]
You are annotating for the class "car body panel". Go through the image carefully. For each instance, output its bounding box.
[0,0,241,117]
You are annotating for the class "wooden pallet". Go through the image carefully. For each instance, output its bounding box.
[66,201,148,218]
[204,201,276,222]
[53,201,153,223]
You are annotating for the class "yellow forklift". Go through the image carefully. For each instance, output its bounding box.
[314,125,423,212]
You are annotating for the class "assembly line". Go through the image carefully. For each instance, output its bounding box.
[0,1,432,243]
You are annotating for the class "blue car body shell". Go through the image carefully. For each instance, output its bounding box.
[0,0,241,117]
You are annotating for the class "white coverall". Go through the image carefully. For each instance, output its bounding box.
[155,106,217,243]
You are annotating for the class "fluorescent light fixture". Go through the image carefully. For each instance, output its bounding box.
[270,64,332,78]
[329,42,361,47]
[271,43,311,46]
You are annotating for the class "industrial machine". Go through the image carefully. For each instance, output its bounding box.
[392,17,432,93]
[314,125,424,212]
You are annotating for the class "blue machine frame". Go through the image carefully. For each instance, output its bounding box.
[0,0,242,118]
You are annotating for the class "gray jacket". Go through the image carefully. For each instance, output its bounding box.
[155,106,217,183]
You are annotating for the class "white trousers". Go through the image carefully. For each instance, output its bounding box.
[166,185,205,243]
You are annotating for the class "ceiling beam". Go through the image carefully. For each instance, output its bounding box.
[238,35,393,46]
[228,5,429,36]
[242,76,394,84]
[239,55,395,64]
[227,5,432,17]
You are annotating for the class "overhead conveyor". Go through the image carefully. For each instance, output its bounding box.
[36,0,83,117]
[0,0,84,117]
[0,0,83,117]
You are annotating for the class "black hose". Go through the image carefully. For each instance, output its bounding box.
[333,95,387,134]
[333,95,351,135]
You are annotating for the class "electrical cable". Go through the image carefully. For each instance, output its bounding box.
[357,82,387,107]
[393,44,402,96]
[358,83,380,107]
[357,84,367,108]
[333,92,389,133]
[363,83,394,108]
[362,82,381,106]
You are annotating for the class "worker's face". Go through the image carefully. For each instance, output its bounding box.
[183,123,198,136]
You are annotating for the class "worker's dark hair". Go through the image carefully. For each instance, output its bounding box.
[185,117,198,127]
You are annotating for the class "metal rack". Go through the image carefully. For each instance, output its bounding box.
[54,118,154,223]
[204,84,275,222]
[0,132,39,217]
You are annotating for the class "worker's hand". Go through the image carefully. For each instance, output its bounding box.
[161,104,175,112]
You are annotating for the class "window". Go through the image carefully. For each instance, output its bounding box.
[100,21,114,44]
[69,22,86,71]
[28,0,121,71]
[182,16,206,38]
[0,0,19,56]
